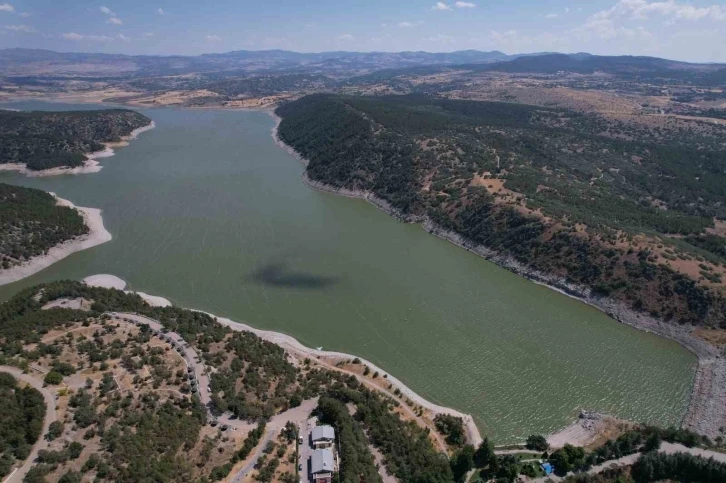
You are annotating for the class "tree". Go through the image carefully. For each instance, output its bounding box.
[644,432,662,452]
[549,444,585,475]
[474,437,496,468]
[68,441,84,459]
[434,414,466,446]
[450,445,475,482]
[526,434,549,451]
[44,371,63,385]
[46,421,64,441]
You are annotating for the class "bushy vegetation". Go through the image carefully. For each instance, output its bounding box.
[434,414,466,446]
[316,396,381,483]
[0,109,151,170]
[324,384,455,483]
[277,94,726,327]
[632,451,726,482]
[526,434,549,451]
[0,372,46,478]
[0,183,88,271]
[0,281,465,482]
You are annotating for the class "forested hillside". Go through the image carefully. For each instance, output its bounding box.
[0,281,457,482]
[0,373,46,479]
[0,109,150,170]
[0,183,88,271]
[276,94,726,327]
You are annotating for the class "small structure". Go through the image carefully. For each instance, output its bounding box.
[310,449,335,483]
[541,462,554,476]
[311,425,335,448]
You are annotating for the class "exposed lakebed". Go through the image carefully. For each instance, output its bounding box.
[0,101,696,442]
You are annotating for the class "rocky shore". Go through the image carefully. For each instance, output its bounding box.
[271,110,726,441]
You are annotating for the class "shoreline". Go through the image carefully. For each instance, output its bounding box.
[0,195,112,287]
[0,120,155,177]
[82,274,482,447]
[271,110,726,440]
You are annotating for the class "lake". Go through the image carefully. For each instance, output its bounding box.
[0,101,696,442]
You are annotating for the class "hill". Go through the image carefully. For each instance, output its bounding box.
[0,109,151,170]
[472,54,726,85]
[0,281,464,482]
[276,94,726,327]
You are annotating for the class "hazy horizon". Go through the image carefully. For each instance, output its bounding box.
[0,1,725,63]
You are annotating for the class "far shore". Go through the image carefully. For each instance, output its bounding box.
[270,109,726,441]
[0,195,112,287]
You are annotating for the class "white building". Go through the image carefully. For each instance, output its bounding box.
[310,448,335,483]
[311,425,335,449]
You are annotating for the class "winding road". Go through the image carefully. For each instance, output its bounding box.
[0,366,57,483]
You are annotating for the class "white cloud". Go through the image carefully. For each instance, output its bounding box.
[432,2,452,11]
[62,32,114,42]
[205,34,222,42]
[99,6,115,16]
[143,32,154,38]
[545,13,559,19]
[592,0,726,23]
[107,16,122,25]
[426,33,455,43]
[398,21,414,27]
[5,24,34,32]
[117,33,130,41]
[338,33,355,40]
[157,8,164,15]
[455,1,476,8]
[0,3,14,12]
[18,12,29,17]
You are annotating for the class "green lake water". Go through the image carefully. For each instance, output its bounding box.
[0,101,697,443]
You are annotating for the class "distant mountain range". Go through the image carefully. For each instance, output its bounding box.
[0,48,724,83]
[0,48,547,77]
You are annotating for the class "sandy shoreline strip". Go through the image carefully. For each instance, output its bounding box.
[81,275,171,308]
[0,195,112,287]
[270,109,726,440]
[82,273,482,446]
[0,120,155,177]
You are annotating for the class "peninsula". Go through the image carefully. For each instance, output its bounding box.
[0,184,111,286]
[0,108,153,175]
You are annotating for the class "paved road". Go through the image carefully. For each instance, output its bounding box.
[0,366,57,483]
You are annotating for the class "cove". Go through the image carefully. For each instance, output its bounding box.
[0,101,696,443]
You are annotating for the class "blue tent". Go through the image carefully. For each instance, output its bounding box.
[541,462,554,475]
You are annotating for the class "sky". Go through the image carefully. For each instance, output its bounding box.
[0,0,725,62]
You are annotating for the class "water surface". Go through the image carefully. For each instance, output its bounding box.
[0,101,696,442]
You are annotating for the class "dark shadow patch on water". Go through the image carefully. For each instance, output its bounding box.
[250,262,338,289]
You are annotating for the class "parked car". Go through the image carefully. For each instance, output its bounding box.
[298,464,302,472]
